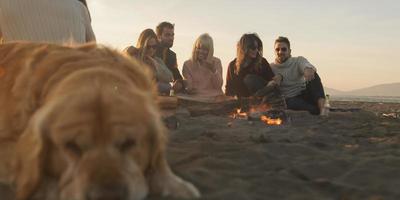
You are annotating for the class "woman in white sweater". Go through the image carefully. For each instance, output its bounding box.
[0,0,95,44]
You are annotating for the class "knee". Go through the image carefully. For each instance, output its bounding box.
[243,74,266,94]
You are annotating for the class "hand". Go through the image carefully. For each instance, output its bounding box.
[272,74,283,86]
[204,60,216,73]
[145,56,157,66]
[266,80,277,87]
[172,80,183,92]
[304,68,315,81]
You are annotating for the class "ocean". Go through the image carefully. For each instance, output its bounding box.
[330,95,400,103]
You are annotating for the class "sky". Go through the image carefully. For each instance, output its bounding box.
[87,0,400,91]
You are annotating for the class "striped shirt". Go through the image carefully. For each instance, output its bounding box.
[0,0,95,44]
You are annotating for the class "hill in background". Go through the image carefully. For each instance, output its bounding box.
[325,82,400,97]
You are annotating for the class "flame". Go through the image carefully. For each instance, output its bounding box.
[232,105,284,126]
[249,104,271,113]
[260,115,282,125]
[232,108,248,119]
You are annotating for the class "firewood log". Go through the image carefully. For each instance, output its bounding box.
[157,96,178,109]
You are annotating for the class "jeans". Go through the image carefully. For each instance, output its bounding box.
[157,82,171,95]
[285,73,325,115]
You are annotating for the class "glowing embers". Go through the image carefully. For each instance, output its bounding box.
[260,115,282,125]
[232,108,248,119]
[231,106,288,126]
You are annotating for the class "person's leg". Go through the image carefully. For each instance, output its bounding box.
[237,75,266,111]
[286,95,320,115]
[243,74,286,110]
[303,73,326,114]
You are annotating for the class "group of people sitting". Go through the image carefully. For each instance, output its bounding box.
[125,22,327,115]
[0,0,326,116]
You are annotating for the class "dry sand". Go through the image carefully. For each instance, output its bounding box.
[1,101,399,200]
[150,101,400,200]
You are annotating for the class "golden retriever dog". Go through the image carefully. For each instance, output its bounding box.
[0,42,200,200]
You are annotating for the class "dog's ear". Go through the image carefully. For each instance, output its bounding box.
[146,118,200,199]
[14,109,49,200]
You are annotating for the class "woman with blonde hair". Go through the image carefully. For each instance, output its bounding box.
[225,33,280,98]
[125,29,173,95]
[182,33,223,99]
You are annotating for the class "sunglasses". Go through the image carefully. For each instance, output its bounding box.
[248,45,259,50]
[275,47,288,52]
[147,45,157,50]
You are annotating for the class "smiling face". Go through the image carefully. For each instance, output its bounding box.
[145,38,157,57]
[195,43,209,62]
[274,42,291,63]
[159,27,174,48]
[247,41,259,59]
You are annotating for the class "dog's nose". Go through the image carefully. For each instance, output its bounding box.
[86,184,128,200]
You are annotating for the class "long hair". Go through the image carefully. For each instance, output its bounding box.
[136,29,158,61]
[191,33,214,63]
[235,33,263,74]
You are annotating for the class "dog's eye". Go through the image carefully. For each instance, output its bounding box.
[118,139,136,152]
[64,141,82,156]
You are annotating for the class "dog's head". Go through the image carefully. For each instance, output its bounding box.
[12,44,199,200]
[13,53,167,200]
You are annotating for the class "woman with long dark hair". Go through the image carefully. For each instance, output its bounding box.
[225,33,280,98]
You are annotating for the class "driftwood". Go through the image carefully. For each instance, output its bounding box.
[178,98,239,117]
[162,85,287,117]
[157,96,178,109]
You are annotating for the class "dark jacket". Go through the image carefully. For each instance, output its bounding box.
[225,57,274,97]
[155,47,183,81]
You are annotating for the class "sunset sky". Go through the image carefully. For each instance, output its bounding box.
[87,0,400,91]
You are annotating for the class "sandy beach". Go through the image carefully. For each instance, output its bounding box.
[149,100,400,200]
[1,100,399,200]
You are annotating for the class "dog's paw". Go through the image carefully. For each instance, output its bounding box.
[160,174,200,199]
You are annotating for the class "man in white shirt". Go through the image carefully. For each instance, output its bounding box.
[0,0,95,44]
[270,36,326,115]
